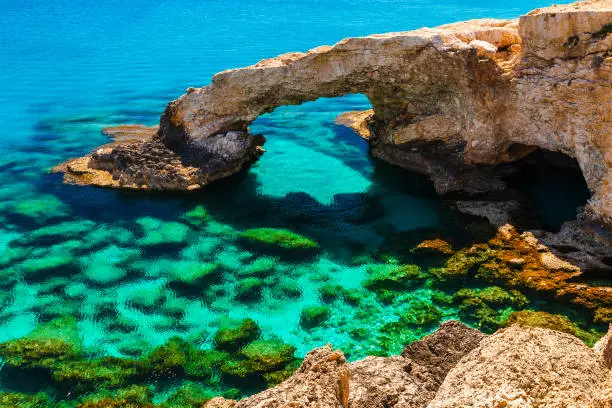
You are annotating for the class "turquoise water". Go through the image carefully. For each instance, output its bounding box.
[0,0,595,404]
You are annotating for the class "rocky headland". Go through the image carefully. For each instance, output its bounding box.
[54,0,612,226]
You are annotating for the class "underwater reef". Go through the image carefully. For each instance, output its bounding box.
[0,317,299,407]
[1,319,610,407]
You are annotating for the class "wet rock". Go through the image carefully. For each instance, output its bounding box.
[452,286,528,331]
[362,264,423,291]
[427,326,607,408]
[213,319,261,352]
[238,228,319,253]
[238,340,296,373]
[162,381,214,408]
[235,277,264,302]
[0,316,82,370]
[455,200,524,228]
[437,224,612,323]
[51,356,141,392]
[136,217,191,247]
[181,205,209,227]
[168,261,219,287]
[76,385,155,408]
[300,305,331,329]
[0,392,53,408]
[53,132,264,191]
[237,257,276,278]
[414,238,454,256]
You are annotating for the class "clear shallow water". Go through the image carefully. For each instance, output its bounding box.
[0,0,593,403]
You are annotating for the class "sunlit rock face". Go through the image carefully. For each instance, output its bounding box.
[55,0,612,225]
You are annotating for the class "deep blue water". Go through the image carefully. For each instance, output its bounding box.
[0,0,592,403]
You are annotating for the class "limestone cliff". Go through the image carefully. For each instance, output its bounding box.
[54,0,612,225]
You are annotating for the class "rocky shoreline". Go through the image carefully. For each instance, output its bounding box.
[0,316,610,407]
[54,0,612,227]
[203,321,612,408]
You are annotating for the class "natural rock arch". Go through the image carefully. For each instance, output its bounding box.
[55,0,612,226]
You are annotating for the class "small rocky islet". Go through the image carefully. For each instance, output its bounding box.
[0,0,611,407]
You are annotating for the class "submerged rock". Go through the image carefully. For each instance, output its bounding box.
[299,305,331,329]
[238,228,319,252]
[51,356,141,392]
[162,381,215,408]
[76,385,155,408]
[239,340,296,373]
[136,217,191,247]
[0,316,81,370]
[362,264,424,291]
[213,319,261,352]
[234,277,264,302]
[0,392,53,408]
[437,224,612,324]
[452,286,528,331]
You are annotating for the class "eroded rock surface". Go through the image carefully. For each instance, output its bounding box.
[202,344,349,408]
[348,321,485,408]
[400,320,486,384]
[55,1,612,226]
[427,326,607,408]
[199,323,611,408]
[595,324,612,368]
[348,356,437,408]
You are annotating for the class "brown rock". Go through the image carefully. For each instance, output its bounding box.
[101,124,159,142]
[591,371,612,408]
[202,397,237,408]
[401,320,486,384]
[348,356,437,408]
[348,321,485,408]
[335,110,374,140]
[427,325,608,408]
[594,324,612,369]
[226,344,349,408]
[442,224,612,323]
[414,239,454,256]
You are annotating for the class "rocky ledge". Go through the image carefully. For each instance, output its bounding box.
[201,321,612,408]
[54,0,612,225]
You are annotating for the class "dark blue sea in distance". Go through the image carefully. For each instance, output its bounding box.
[0,0,590,403]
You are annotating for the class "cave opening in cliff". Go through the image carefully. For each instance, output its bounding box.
[503,146,591,232]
